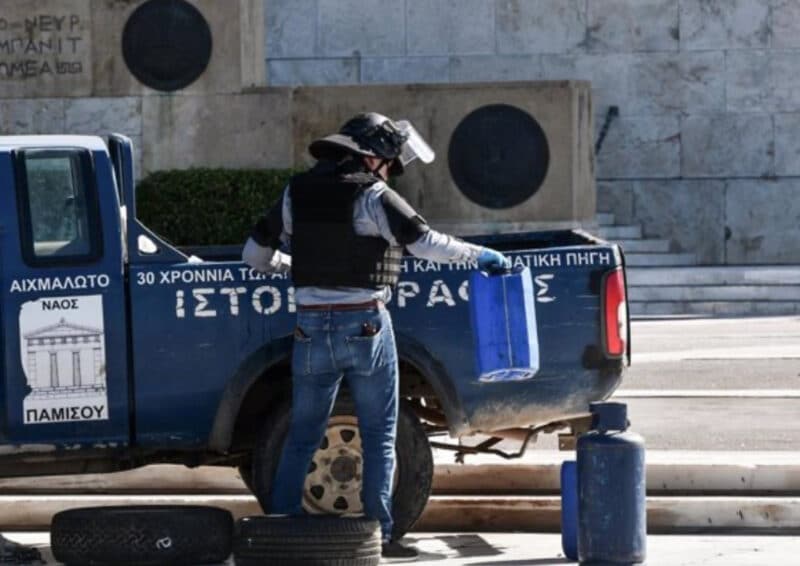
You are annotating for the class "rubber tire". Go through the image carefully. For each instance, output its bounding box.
[250,399,433,539]
[50,505,233,566]
[233,515,381,566]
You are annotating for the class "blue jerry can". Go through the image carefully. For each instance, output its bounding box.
[577,402,646,565]
[469,267,539,382]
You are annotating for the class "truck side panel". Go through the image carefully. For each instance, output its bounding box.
[129,245,624,447]
[0,150,130,448]
[128,263,293,447]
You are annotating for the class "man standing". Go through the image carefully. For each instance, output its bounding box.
[243,113,510,558]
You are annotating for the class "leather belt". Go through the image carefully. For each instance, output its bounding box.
[298,300,383,312]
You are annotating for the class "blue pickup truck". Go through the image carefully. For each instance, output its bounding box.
[0,134,629,536]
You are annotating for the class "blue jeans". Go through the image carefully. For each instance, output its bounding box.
[270,305,399,540]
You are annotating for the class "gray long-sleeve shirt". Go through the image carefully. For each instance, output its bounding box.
[242,180,486,305]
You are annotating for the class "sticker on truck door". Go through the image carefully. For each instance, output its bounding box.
[18,295,109,425]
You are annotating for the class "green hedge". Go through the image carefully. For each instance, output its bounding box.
[136,168,296,246]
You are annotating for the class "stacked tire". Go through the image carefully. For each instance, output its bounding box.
[50,505,233,566]
[234,515,382,566]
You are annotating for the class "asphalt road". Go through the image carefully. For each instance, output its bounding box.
[597,315,799,451]
[486,316,800,453]
[626,316,800,390]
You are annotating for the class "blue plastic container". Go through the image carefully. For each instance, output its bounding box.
[577,402,646,565]
[561,460,579,561]
[469,267,539,382]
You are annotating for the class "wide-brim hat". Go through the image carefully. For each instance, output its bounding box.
[308,134,405,175]
[308,133,378,161]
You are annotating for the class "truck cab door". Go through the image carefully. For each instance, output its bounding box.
[0,146,129,447]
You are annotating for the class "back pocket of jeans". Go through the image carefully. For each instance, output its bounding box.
[345,331,386,372]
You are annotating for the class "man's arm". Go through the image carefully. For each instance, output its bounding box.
[242,188,292,273]
[369,187,507,268]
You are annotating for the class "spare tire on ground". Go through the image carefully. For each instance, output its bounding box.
[50,505,233,566]
[233,515,381,566]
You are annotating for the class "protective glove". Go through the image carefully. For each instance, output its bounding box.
[477,248,512,272]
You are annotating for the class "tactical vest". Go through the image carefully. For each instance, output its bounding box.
[289,165,402,289]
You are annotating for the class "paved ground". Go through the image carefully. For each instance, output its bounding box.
[474,315,800,453]
[626,316,800,390]
[616,316,800,451]
[4,316,798,564]
[6,531,799,565]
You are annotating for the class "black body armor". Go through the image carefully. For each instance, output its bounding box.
[290,164,404,289]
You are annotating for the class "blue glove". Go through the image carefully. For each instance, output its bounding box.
[477,248,512,272]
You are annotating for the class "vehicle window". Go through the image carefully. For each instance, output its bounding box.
[17,150,101,263]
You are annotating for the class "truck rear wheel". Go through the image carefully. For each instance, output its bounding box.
[250,399,433,540]
[50,505,233,566]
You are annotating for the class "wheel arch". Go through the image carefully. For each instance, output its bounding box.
[210,330,469,453]
[208,335,293,453]
[395,331,468,436]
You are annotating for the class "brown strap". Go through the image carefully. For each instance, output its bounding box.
[298,300,383,312]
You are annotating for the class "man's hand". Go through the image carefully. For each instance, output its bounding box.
[477,248,512,272]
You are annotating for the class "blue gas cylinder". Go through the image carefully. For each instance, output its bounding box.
[561,460,579,561]
[577,402,646,565]
[469,266,540,382]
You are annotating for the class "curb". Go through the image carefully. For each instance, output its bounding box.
[0,495,798,533]
[433,462,800,495]
[1,460,797,495]
[418,496,800,533]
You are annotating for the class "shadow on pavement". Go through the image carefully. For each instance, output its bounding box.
[469,560,569,566]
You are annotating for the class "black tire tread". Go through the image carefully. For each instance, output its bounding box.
[235,541,381,554]
[237,515,379,538]
[233,515,381,565]
[51,505,232,566]
[235,558,379,566]
[236,547,380,559]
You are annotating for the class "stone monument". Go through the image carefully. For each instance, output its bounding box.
[292,82,596,234]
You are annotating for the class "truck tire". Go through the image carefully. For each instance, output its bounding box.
[250,399,433,540]
[233,515,381,566]
[50,505,233,566]
[238,463,255,492]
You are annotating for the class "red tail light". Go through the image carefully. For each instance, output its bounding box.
[602,268,628,358]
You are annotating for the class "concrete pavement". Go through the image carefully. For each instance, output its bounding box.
[5,531,800,565]
[1,316,797,563]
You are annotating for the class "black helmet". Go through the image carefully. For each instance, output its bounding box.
[309,112,434,176]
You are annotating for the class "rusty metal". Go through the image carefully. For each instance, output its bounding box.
[558,414,594,451]
[430,427,537,462]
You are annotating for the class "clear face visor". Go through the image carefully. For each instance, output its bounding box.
[395,120,436,167]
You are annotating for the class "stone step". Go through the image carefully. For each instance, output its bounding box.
[597,225,642,239]
[596,212,615,226]
[625,253,698,267]
[629,285,800,302]
[615,239,671,253]
[630,301,800,317]
[627,266,800,286]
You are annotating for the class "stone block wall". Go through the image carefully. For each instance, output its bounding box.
[266,0,800,265]
[0,0,267,178]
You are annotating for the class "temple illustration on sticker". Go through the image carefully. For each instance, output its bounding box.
[19,295,108,424]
